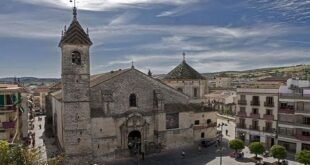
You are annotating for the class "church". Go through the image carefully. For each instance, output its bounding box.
[50,6,217,164]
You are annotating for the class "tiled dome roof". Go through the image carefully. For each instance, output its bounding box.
[164,60,205,80]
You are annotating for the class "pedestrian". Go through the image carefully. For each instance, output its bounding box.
[181,151,185,159]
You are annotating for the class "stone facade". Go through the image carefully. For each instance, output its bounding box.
[51,8,217,164]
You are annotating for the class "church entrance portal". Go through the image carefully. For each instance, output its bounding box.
[128,130,141,155]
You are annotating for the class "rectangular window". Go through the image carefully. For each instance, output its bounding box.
[303,117,310,125]
[194,120,200,125]
[0,95,4,107]
[253,96,259,102]
[253,120,258,128]
[266,109,272,115]
[166,113,179,129]
[252,108,258,114]
[302,131,310,136]
[193,88,198,98]
[240,95,246,100]
[6,95,12,105]
[266,97,274,104]
[240,107,246,113]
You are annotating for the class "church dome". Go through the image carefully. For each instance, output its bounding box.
[164,57,205,80]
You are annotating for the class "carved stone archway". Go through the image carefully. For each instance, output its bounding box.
[120,113,149,150]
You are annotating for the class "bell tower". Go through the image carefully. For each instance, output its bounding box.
[59,4,93,158]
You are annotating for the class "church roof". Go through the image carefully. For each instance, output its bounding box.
[164,60,205,80]
[59,8,92,47]
[90,69,130,87]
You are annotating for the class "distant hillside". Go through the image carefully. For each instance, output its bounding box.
[0,77,60,86]
[202,64,310,78]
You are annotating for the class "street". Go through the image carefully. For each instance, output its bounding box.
[108,143,302,165]
[29,115,59,162]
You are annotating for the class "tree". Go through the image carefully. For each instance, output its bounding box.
[0,141,10,164]
[0,140,64,165]
[229,139,245,153]
[248,142,265,159]
[295,150,310,165]
[270,145,287,164]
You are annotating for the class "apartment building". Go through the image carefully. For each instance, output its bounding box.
[236,83,280,148]
[0,84,26,142]
[278,78,310,152]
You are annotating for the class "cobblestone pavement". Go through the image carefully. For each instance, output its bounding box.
[30,116,59,162]
[108,142,302,165]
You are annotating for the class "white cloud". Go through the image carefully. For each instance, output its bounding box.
[16,0,200,11]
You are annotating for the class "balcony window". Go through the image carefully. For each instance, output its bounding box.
[303,117,310,125]
[302,131,310,136]
[266,109,272,115]
[252,108,258,114]
[266,97,274,105]
[240,95,246,100]
[240,107,246,113]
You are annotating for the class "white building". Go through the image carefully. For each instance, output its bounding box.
[278,78,310,152]
[235,83,280,149]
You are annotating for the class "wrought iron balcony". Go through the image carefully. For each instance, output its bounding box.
[278,108,295,114]
[238,100,247,105]
[249,125,260,131]
[250,101,260,106]
[263,114,274,120]
[237,111,247,117]
[263,127,274,133]
[236,123,246,129]
[250,113,260,119]
[264,102,274,107]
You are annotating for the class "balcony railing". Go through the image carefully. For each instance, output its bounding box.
[238,100,247,105]
[280,93,310,99]
[263,127,274,133]
[250,113,260,119]
[236,123,246,129]
[249,125,260,131]
[250,101,260,106]
[296,134,310,141]
[237,111,247,117]
[295,109,310,114]
[263,114,274,120]
[0,105,17,111]
[2,121,16,129]
[264,102,274,107]
[278,108,294,114]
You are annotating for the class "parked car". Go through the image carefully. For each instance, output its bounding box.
[200,139,216,147]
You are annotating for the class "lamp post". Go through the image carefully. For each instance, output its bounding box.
[218,122,228,165]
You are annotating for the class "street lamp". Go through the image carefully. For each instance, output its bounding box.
[218,122,228,165]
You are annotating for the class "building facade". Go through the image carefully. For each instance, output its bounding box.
[235,83,279,149]
[278,78,310,152]
[51,8,217,164]
[0,84,27,142]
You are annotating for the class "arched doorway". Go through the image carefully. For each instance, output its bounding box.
[128,130,141,155]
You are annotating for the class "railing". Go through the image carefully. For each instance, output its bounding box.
[295,109,310,114]
[279,93,310,99]
[0,105,17,111]
[263,114,274,120]
[237,111,247,117]
[249,125,260,131]
[278,108,294,114]
[263,127,274,133]
[2,121,16,129]
[295,134,310,141]
[264,102,274,107]
[238,100,247,105]
[250,101,260,106]
[250,113,260,119]
[236,123,246,129]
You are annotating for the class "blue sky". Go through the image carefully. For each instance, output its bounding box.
[0,0,310,78]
